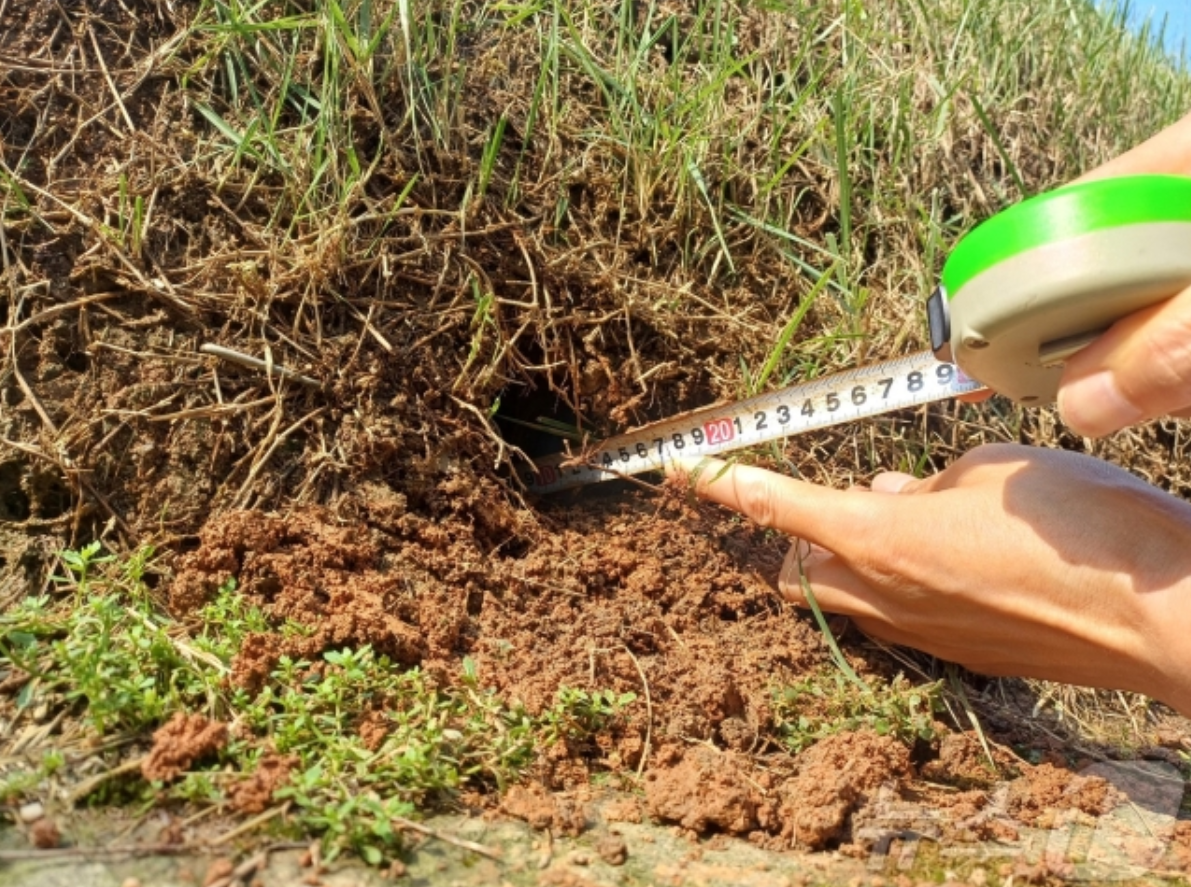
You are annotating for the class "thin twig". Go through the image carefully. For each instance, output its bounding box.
[206,850,268,887]
[103,396,275,423]
[619,642,654,782]
[206,804,289,846]
[391,815,502,861]
[0,844,193,861]
[199,343,322,388]
[0,838,309,864]
[88,25,135,133]
[0,291,123,334]
[449,395,530,473]
[67,755,147,803]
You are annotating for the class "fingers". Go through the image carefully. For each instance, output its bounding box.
[670,457,875,551]
[1058,284,1191,437]
[1075,111,1191,181]
[870,471,919,494]
[776,542,889,623]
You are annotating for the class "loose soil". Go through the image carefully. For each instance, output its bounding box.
[2,0,1190,878]
[142,713,230,784]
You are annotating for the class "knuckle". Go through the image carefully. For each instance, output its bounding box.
[1144,332,1191,391]
[738,474,782,529]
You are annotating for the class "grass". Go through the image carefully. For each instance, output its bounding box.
[772,669,944,755]
[160,0,1191,409]
[0,547,634,863]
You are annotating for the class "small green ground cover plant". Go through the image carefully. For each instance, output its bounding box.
[0,545,634,863]
[771,669,944,755]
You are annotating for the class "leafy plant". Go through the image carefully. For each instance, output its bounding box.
[772,671,943,754]
[0,545,638,864]
[540,687,638,744]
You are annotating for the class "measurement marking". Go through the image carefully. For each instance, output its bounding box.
[526,350,985,493]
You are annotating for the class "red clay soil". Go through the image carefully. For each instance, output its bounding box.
[166,496,1183,857]
[1172,822,1191,870]
[142,712,230,783]
[501,782,589,837]
[920,732,1017,790]
[1005,762,1119,828]
[170,489,821,776]
[226,754,300,815]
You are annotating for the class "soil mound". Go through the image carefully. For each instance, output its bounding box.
[170,493,825,786]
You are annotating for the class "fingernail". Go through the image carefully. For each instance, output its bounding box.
[1058,370,1143,437]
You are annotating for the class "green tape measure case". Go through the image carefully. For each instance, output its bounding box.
[928,174,1191,404]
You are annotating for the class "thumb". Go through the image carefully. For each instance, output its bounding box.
[1058,283,1191,437]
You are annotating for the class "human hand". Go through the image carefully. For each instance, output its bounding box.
[958,112,1191,425]
[1055,113,1191,435]
[674,444,1191,714]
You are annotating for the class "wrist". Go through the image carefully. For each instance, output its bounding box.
[1144,574,1191,716]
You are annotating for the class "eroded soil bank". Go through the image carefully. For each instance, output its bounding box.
[2,0,1191,880]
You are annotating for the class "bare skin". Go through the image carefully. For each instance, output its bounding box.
[677,113,1191,714]
[679,450,1191,715]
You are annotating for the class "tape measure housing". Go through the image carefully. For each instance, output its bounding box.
[937,175,1191,403]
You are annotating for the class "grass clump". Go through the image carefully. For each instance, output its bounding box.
[0,547,636,863]
[772,670,944,754]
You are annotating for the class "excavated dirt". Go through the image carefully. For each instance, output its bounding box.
[1005,763,1119,828]
[169,495,815,775]
[2,0,1190,874]
[501,782,589,837]
[920,732,1019,790]
[226,754,299,815]
[774,730,913,849]
[142,713,230,783]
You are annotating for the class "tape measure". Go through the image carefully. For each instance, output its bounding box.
[528,174,1191,494]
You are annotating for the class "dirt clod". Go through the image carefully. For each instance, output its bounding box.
[601,797,643,824]
[502,782,588,836]
[173,510,426,690]
[29,817,60,849]
[1171,821,1191,871]
[1005,762,1117,827]
[777,730,911,849]
[202,859,235,887]
[644,746,759,835]
[227,753,298,814]
[595,831,628,865]
[142,713,229,783]
[920,733,1006,789]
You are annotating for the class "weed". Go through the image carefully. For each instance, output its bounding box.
[0,546,639,863]
[540,687,638,744]
[772,670,944,754]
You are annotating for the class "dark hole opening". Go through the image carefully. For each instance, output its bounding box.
[34,471,71,519]
[492,381,580,462]
[0,462,31,522]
